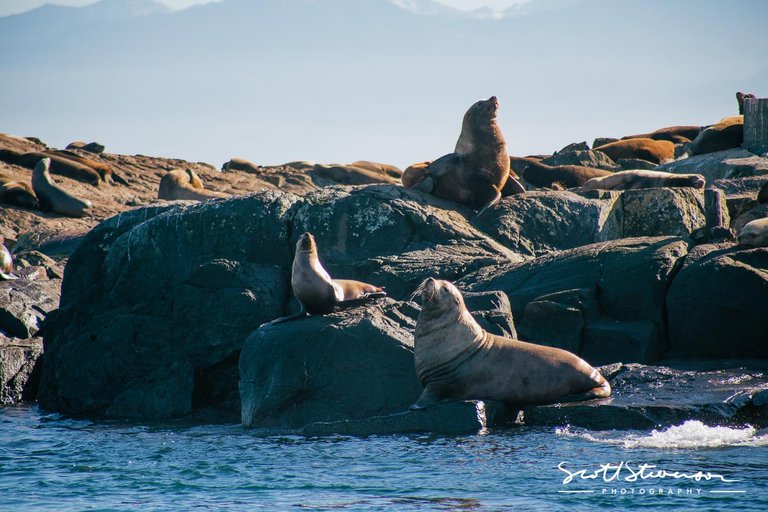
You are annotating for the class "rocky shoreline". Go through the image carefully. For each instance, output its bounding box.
[2,123,768,434]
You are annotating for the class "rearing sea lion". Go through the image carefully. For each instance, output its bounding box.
[404,96,510,216]
[262,232,386,326]
[411,278,611,409]
[31,157,93,217]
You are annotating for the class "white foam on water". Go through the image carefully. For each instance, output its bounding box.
[556,420,768,449]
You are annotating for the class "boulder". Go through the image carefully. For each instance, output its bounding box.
[0,335,42,404]
[39,193,298,419]
[619,188,706,238]
[656,149,768,185]
[0,277,60,339]
[617,158,657,170]
[542,150,621,171]
[463,237,689,365]
[667,243,768,359]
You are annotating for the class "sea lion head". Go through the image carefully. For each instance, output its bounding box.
[417,277,465,323]
[467,96,499,122]
[34,157,52,175]
[296,232,318,254]
[737,218,768,248]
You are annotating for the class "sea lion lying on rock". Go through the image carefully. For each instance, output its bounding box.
[621,125,702,144]
[0,172,39,209]
[593,138,675,165]
[0,149,101,185]
[521,160,612,189]
[158,169,229,201]
[737,218,768,248]
[411,278,611,409]
[262,232,386,326]
[686,116,744,156]
[403,96,510,215]
[581,170,705,191]
[0,237,17,280]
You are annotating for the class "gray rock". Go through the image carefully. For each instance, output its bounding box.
[656,149,768,185]
[731,203,768,232]
[617,158,658,170]
[542,150,621,171]
[0,335,42,405]
[667,243,768,359]
[463,237,689,365]
[523,363,768,429]
[620,188,706,238]
[558,141,590,153]
[593,137,618,148]
[0,277,60,339]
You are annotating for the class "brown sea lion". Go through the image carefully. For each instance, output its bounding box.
[222,157,260,173]
[0,237,17,280]
[581,170,705,191]
[402,162,431,189]
[66,141,105,154]
[593,138,675,165]
[347,160,403,180]
[522,160,612,189]
[45,149,123,184]
[687,116,744,156]
[31,158,93,217]
[411,278,611,409]
[621,125,702,144]
[262,232,386,326]
[737,218,768,247]
[312,163,400,185]
[0,149,101,185]
[0,173,39,209]
[404,97,510,216]
[158,169,229,201]
[737,91,756,115]
[509,155,543,177]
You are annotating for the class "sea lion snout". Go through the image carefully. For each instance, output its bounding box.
[297,232,315,252]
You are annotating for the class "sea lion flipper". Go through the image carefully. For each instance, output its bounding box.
[410,385,443,410]
[474,190,501,218]
[334,291,387,311]
[0,272,18,281]
[259,308,308,328]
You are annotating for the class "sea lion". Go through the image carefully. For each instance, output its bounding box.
[404,96,510,216]
[411,278,611,409]
[262,232,386,326]
[593,138,675,165]
[31,158,93,217]
[0,173,39,209]
[346,160,403,180]
[581,170,705,191]
[521,160,612,189]
[0,149,101,185]
[621,125,702,144]
[222,157,260,173]
[46,149,123,184]
[402,162,431,189]
[500,174,526,196]
[66,141,105,154]
[687,116,744,156]
[158,169,229,201]
[737,91,756,115]
[0,237,17,280]
[312,163,400,185]
[737,218,768,248]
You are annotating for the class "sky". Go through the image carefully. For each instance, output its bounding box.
[0,0,531,17]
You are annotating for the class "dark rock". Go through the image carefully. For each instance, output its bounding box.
[732,203,768,233]
[619,188,706,238]
[0,335,42,405]
[593,137,618,148]
[463,237,689,365]
[463,290,517,339]
[558,141,590,153]
[523,363,768,429]
[542,150,621,171]
[656,149,768,185]
[0,278,60,339]
[667,244,768,359]
[617,158,657,170]
[240,299,421,428]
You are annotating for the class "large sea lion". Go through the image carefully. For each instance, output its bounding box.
[0,237,16,280]
[521,160,612,189]
[346,160,403,180]
[66,141,105,154]
[0,149,101,185]
[158,169,229,201]
[686,116,744,156]
[404,96,510,216]
[222,157,260,173]
[262,232,386,326]
[581,170,705,191]
[31,158,93,217]
[621,125,702,144]
[411,278,611,409]
[737,218,768,248]
[593,138,675,165]
[46,149,124,185]
[0,173,39,209]
[312,163,400,185]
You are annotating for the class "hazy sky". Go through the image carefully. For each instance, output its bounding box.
[2,0,530,17]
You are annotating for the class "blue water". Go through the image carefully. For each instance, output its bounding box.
[1,404,767,511]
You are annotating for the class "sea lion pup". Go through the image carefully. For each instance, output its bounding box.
[621,125,702,144]
[0,149,102,185]
[686,116,744,156]
[737,218,768,248]
[31,158,93,217]
[521,160,612,189]
[0,173,39,209]
[158,169,229,201]
[411,278,610,409]
[262,232,386,326]
[0,237,17,280]
[404,96,510,216]
[581,170,705,191]
[593,138,675,165]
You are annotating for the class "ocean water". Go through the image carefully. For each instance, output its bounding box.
[1,404,767,512]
